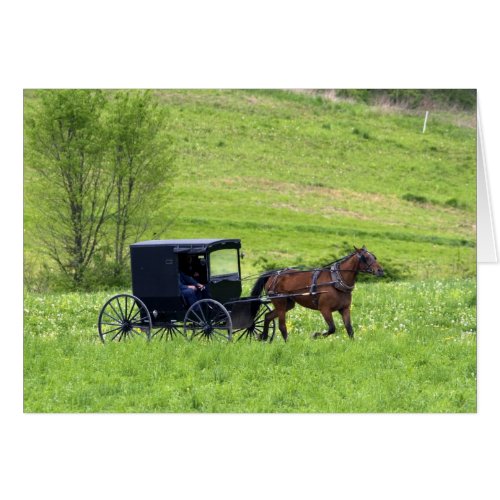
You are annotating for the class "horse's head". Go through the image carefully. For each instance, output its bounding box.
[354,246,384,277]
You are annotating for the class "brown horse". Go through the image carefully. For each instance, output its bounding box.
[250,246,384,341]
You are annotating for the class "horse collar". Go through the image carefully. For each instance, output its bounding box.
[330,262,355,293]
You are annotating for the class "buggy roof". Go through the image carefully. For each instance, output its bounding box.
[130,238,241,253]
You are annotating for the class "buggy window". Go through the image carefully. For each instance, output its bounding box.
[210,249,239,277]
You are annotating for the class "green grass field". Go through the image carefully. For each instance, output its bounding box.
[24,278,476,412]
[23,90,476,412]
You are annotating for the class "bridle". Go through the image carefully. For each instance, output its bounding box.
[326,250,379,275]
[328,250,379,293]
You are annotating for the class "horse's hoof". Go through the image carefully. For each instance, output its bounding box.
[312,332,330,339]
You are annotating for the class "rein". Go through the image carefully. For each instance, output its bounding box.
[242,252,374,284]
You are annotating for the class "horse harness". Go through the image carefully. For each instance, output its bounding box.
[267,262,357,308]
[267,268,292,296]
[310,264,356,306]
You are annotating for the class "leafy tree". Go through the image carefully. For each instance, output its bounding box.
[24,89,175,288]
[106,90,175,274]
[25,90,113,285]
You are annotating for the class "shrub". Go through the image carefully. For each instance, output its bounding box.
[336,89,370,103]
[352,127,371,139]
[402,193,429,204]
[335,89,476,111]
[445,198,467,210]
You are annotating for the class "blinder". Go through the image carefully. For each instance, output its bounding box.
[357,251,377,274]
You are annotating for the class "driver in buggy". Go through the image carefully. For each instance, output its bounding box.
[178,254,209,307]
[179,271,208,306]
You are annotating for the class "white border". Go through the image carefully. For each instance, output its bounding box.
[4,2,499,499]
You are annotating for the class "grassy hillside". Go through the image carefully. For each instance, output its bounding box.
[140,90,476,279]
[24,89,476,284]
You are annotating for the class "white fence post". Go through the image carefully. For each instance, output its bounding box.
[422,111,429,133]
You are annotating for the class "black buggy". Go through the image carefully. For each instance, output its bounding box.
[98,239,275,342]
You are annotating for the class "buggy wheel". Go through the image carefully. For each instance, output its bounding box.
[184,299,232,342]
[98,294,151,343]
[234,303,276,341]
[152,321,186,340]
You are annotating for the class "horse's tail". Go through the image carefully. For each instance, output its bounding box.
[249,271,273,318]
[251,272,272,297]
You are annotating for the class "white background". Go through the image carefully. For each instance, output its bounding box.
[1,1,498,499]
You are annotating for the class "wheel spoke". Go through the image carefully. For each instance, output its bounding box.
[189,308,204,325]
[127,301,138,321]
[213,319,227,328]
[100,321,122,327]
[137,326,149,336]
[130,320,148,328]
[235,330,247,341]
[102,325,124,336]
[152,323,184,341]
[127,307,141,321]
[127,299,137,322]
[255,308,267,321]
[116,297,126,321]
[198,304,207,324]
[169,325,182,337]
[211,311,227,323]
[113,329,124,341]
[130,328,146,338]
[212,329,230,340]
[108,300,123,322]
[102,310,121,323]
[188,320,204,332]
[152,328,163,339]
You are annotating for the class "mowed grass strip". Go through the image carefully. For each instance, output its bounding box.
[24,278,476,413]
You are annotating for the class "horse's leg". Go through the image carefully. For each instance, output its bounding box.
[261,307,279,341]
[312,307,336,339]
[340,307,354,339]
[277,307,289,342]
[268,299,290,342]
[278,298,296,342]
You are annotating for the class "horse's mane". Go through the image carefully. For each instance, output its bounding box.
[322,251,358,269]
